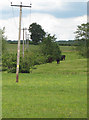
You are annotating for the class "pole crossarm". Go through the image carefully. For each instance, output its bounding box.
[21,28,29,30]
[11,2,32,8]
[11,5,31,8]
[22,28,30,30]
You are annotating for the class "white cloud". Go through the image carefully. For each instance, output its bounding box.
[0,0,87,11]
[64,0,87,2]
[0,13,87,41]
[0,17,19,40]
[23,13,87,40]
[31,0,64,11]
[0,0,63,11]
[0,0,87,40]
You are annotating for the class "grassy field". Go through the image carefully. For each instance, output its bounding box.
[2,45,87,118]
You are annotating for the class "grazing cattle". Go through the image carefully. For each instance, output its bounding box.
[47,57,53,63]
[61,55,66,61]
[56,58,60,64]
[56,55,66,64]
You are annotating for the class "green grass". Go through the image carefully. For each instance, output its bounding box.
[6,44,40,54]
[2,45,87,118]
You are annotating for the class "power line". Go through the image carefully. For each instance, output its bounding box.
[7,0,19,31]
[21,2,32,29]
[11,6,19,30]
[21,8,25,29]
[29,2,32,24]
[7,0,11,3]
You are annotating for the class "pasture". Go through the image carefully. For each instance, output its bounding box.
[2,45,87,118]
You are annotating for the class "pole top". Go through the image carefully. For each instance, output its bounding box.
[11,2,32,8]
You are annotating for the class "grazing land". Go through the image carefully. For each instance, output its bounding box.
[2,45,87,118]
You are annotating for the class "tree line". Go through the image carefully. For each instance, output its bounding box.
[7,40,82,46]
[1,22,89,73]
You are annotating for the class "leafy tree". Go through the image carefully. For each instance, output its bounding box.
[41,34,61,62]
[0,27,7,53]
[74,23,89,40]
[74,23,89,57]
[29,23,46,44]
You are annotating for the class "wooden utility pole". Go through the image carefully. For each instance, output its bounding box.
[27,34,30,49]
[11,2,32,82]
[22,28,25,58]
[23,28,30,50]
[25,30,27,44]
[22,28,29,57]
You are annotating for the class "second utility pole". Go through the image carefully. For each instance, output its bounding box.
[11,2,31,82]
[22,28,25,58]
[22,28,29,58]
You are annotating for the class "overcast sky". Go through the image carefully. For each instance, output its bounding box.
[0,0,88,41]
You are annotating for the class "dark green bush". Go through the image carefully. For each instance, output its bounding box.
[2,53,17,73]
[20,52,34,73]
[2,53,10,71]
[20,57,32,73]
[2,53,34,73]
[33,53,46,65]
[7,54,17,73]
[2,50,47,73]
[40,34,61,63]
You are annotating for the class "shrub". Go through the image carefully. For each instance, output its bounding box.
[2,53,17,73]
[33,53,46,65]
[2,53,10,71]
[20,57,32,73]
[40,34,61,63]
[20,52,34,73]
[7,54,17,73]
[2,49,47,73]
[2,53,34,73]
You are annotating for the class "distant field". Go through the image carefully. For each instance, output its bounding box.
[2,44,87,118]
[6,44,40,54]
[6,43,77,54]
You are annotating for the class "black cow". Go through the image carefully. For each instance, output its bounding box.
[56,58,60,64]
[56,55,66,64]
[47,57,53,63]
[61,55,66,61]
